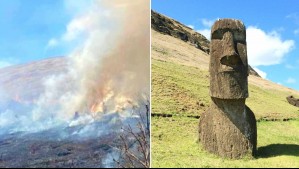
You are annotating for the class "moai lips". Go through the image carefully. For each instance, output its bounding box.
[199,19,257,159]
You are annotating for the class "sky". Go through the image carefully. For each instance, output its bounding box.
[0,0,93,67]
[152,0,299,91]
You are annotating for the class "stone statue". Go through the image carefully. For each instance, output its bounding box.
[199,19,257,159]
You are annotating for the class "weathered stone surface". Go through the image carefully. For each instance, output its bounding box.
[199,19,257,159]
[286,95,299,107]
[199,98,257,158]
[210,19,248,99]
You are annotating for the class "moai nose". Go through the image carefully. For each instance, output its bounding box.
[220,31,242,67]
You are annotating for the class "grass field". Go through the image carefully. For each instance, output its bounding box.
[152,116,299,168]
[151,59,299,168]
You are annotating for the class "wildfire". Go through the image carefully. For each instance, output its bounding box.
[89,90,137,115]
[90,101,104,114]
[114,95,136,112]
[89,88,114,114]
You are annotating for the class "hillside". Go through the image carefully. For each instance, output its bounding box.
[0,57,139,167]
[151,11,299,120]
[0,57,67,103]
[151,10,261,77]
[151,11,299,168]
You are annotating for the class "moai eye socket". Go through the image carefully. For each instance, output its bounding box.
[211,29,225,40]
[233,31,246,44]
[211,29,246,44]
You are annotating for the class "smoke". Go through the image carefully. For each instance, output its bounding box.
[36,0,149,121]
[0,0,150,134]
[102,150,119,168]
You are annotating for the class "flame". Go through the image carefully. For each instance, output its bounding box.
[114,95,135,112]
[89,89,137,114]
[89,87,114,113]
[90,103,98,113]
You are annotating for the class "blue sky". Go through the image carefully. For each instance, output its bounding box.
[0,0,93,66]
[152,0,299,91]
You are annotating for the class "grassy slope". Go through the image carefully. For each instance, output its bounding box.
[151,30,299,168]
[152,59,299,120]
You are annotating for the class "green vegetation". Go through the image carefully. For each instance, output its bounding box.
[152,59,299,120]
[152,116,299,168]
[152,59,299,168]
[152,59,209,117]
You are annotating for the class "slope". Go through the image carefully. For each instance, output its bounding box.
[0,56,67,103]
[151,11,299,168]
[152,29,299,120]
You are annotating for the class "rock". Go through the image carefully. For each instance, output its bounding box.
[248,65,261,77]
[152,11,261,78]
[199,19,257,159]
[151,10,210,54]
[286,95,299,107]
[209,19,248,99]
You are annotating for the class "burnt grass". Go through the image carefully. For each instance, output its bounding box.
[0,130,121,168]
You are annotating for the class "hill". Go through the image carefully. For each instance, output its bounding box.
[0,57,141,167]
[0,57,67,103]
[151,11,299,167]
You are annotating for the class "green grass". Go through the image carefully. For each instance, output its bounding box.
[152,59,299,120]
[151,116,299,168]
[151,59,299,168]
[247,84,299,120]
[152,59,209,117]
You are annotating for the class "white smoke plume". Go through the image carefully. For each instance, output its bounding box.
[1,0,150,133]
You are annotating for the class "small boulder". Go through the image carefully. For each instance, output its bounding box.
[286,95,299,107]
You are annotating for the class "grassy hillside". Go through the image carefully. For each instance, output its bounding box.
[151,29,299,167]
[152,59,299,120]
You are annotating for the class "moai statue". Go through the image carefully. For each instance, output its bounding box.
[199,19,257,159]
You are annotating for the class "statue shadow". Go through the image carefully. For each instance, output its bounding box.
[257,144,299,158]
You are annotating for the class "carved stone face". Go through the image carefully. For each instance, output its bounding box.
[209,19,248,99]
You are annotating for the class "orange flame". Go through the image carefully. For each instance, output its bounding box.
[90,101,104,113]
